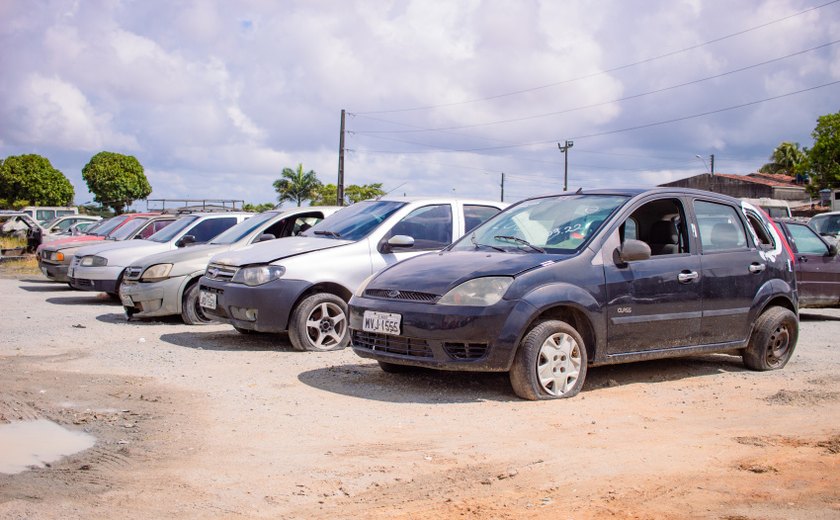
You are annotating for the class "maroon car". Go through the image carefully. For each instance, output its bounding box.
[775,219,840,308]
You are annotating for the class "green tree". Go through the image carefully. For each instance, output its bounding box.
[243,202,276,212]
[806,111,840,190]
[82,151,151,214]
[311,183,385,206]
[0,154,75,207]
[759,141,806,175]
[273,164,321,207]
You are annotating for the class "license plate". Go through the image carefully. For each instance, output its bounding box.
[362,311,401,335]
[69,268,75,278]
[199,290,217,310]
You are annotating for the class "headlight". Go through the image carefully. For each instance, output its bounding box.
[438,277,513,306]
[231,265,286,286]
[51,252,65,262]
[141,263,173,282]
[80,255,108,267]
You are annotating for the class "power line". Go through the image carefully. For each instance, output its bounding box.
[353,0,839,115]
[353,39,840,134]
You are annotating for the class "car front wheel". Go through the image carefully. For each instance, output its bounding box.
[742,306,798,370]
[181,282,218,325]
[509,320,588,400]
[288,293,349,352]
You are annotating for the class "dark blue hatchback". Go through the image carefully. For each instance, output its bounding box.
[349,188,799,400]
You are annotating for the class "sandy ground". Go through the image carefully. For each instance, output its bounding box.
[0,274,838,520]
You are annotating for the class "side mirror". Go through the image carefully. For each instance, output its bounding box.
[175,234,196,247]
[380,234,415,253]
[828,244,838,257]
[256,233,276,243]
[613,239,651,266]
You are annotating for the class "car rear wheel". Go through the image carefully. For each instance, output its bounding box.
[288,293,349,352]
[742,306,798,370]
[181,282,218,325]
[509,320,588,400]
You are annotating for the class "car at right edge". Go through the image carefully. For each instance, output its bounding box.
[349,188,800,400]
[773,218,840,308]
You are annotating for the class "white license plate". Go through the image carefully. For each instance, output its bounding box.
[199,290,217,310]
[362,311,401,335]
[68,267,75,278]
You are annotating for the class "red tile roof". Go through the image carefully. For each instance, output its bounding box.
[712,173,800,188]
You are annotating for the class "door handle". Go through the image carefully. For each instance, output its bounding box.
[798,255,808,263]
[749,262,766,274]
[678,270,699,283]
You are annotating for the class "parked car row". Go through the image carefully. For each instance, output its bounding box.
[34,189,828,400]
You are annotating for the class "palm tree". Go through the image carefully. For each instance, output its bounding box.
[273,164,322,207]
[759,142,806,176]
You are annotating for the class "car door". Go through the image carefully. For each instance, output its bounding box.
[784,221,840,306]
[693,199,765,345]
[604,196,703,354]
[371,203,455,273]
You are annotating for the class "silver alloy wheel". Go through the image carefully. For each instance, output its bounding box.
[304,301,347,350]
[537,332,583,396]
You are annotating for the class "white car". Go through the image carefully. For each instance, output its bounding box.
[69,212,252,297]
[199,197,506,351]
[120,206,340,324]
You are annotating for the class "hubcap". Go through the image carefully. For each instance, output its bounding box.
[537,332,582,396]
[305,302,346,350]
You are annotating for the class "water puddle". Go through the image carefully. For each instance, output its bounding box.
[0,419,96,475]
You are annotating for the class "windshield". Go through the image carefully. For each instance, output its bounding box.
[809,214,840,235]
[451,194,628,254]
[109,217,150,240]
[303,201,405,241]
[210,211,279,244]
[147,215,199,243]
[89,215,128,237]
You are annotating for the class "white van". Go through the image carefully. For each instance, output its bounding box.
[21,206,79,224]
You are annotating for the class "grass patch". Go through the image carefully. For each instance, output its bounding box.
[0,236,27,249]
[0,255,39,276]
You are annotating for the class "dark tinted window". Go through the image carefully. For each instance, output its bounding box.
[387,204,453,250]
[306,201,405,241]
[464,205,501,233]
[187,217,239,243]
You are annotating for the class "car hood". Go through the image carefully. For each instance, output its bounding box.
[367,250,563,295]
[38,235,103,252]
[74,239,160,258]
[209,236,353,266]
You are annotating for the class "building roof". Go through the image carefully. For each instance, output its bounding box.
[708,173,800,188]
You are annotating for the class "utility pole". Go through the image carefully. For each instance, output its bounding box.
[500,173,505,202]
[558,140,574,191]
[710,154,715,175]
[337,109,346,206]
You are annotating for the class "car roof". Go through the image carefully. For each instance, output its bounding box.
[511,187,743,205]
[371,196,507,206]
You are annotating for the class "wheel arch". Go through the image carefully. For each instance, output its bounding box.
[286,281,353,325]
[176,272,206,313]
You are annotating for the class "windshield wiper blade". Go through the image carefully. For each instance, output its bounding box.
[314,230,341,238]
[494,235,545,253]
[471,232,505,252]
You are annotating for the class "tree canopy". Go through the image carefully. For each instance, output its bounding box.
[82,151,152,214]
[311,183,386,206]
[273,164,321,207]
[0,154,75,208]
[807,111,840,190]
[759,141,806,176]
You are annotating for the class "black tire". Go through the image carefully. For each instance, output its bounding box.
[743,307,798,371]
[108,271,125,301]
[181,282,218,325]
[288,293,349,352]
[509,320,588,400]
[377,360,416,374]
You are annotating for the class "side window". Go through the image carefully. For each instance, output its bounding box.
[622,198,688,256]
[464,205,501,234]
[187,217,238,243]
[744,211,775,248]
[388,204,453,250]
[694,201,748,252]
[787,223,829,255]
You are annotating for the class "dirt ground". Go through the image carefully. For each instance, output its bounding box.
[0,273,838,520]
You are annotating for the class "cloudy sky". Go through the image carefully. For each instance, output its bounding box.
[1,0,838,208]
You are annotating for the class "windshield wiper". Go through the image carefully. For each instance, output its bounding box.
[314,230,341,238]
[471,233,505,252]
[494,235,545,253]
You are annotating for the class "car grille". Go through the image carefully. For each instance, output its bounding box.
[352,331,433,358]
[443,342,489,361]
[364,289,439,303]
[125,266,143,280]
[204,263,238,282]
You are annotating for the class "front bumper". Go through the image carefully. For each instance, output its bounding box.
[198,277,312,333]
[68,265,124,293]
[39,260,71,282]
[120,277,184,318]
[349,296,530,372]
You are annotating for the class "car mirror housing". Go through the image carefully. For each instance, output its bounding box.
[828,244,838,257]
[613,239,651,265]
[380,234,415,253]
[256,233,276,243]
[175,234,196,247]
